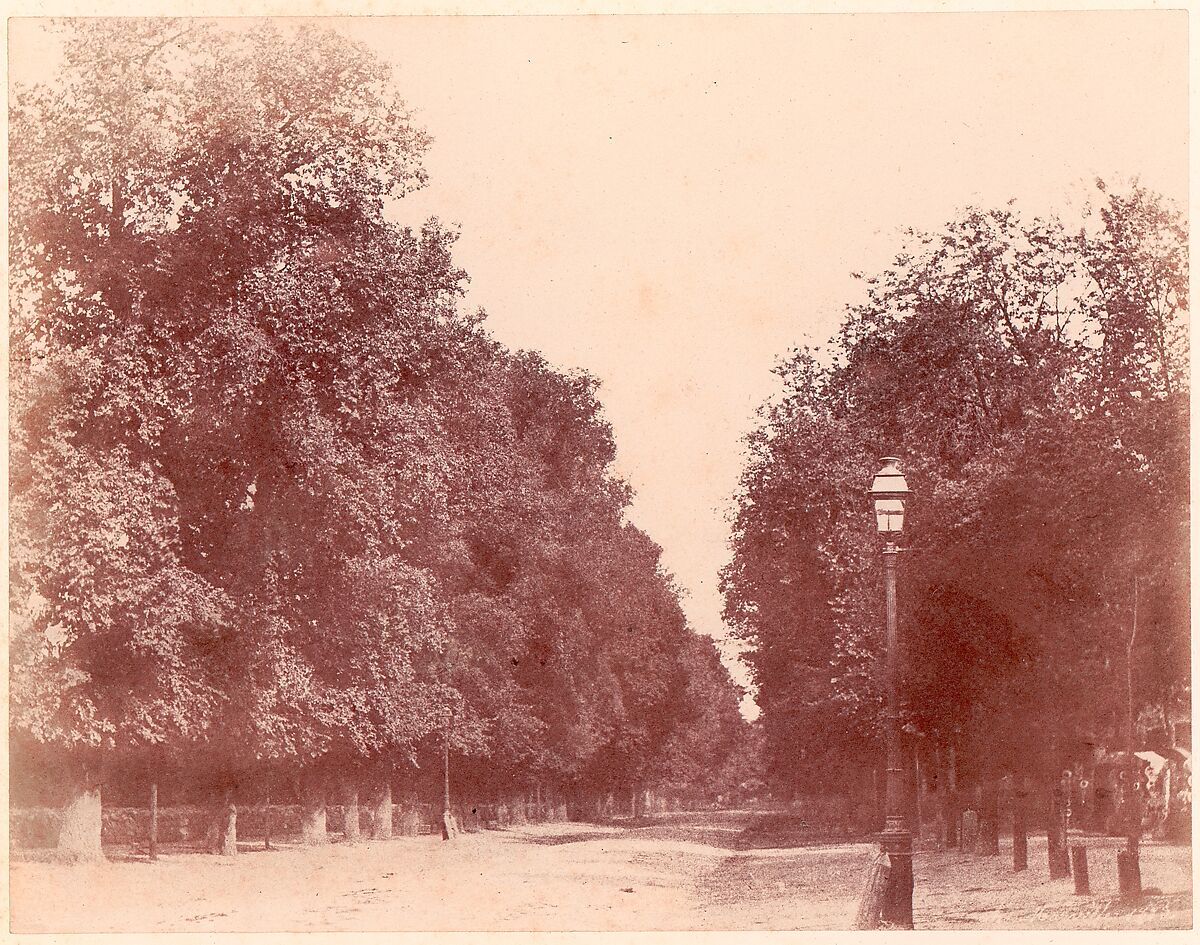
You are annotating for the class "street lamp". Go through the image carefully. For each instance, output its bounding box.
[870,456,913,928]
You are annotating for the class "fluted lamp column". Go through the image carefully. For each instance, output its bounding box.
[870,456,914,929]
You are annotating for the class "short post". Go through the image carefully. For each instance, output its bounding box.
[1070,846,1090,895]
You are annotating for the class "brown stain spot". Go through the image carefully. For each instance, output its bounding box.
[637,279,657,315]
[650,376,699,413]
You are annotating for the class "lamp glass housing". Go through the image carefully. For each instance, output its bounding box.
[874,498,905,534]
[870,457,911,536]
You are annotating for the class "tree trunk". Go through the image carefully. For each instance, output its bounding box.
[962,777,981,852]
[1118,848,1142,900]
[931,749,946,848]
[909,748,922,838]
[206,789,237,856]
[369,780,393,840]
[1123,576,1142,891]
[1160,764,1172,837]
[979,777,1000,855]
[944,745,960,848]
[1163,702,1176,748]
[342,784,361,843]
[442,736,451,817]
[264,794,273,851]
[961,808,979,852]
[58,780,104,863]
[1012,778,1028,872]
[299,774,328,845]
[149,782,159,861]
[1047,781,1071,879]
[511,794,527,825]
[872,766,883,831]
[943,793,959,849]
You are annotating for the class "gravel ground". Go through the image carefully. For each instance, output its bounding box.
[9,811,1191,932]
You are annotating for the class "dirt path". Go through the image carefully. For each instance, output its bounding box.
[9,811,1191,931]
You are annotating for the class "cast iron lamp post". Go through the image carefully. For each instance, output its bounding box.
[870,456,913,928]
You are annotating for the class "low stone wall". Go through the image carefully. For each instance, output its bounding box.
[470,799,573,828]
[789,793,869,832]
[11,802,442,850]
[12,794,677,850]
[13,805,230,849]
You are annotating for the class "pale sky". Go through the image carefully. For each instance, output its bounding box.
[346,13,1188,717]
[10,13,1189,718]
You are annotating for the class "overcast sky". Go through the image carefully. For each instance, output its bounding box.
[11,13,1188,718]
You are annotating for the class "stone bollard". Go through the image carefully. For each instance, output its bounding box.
[1070,846,1090,895]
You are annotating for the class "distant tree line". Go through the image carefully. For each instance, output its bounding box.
[723,183,1188,842]
[9,19,751,860]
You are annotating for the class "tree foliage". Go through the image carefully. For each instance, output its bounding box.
[10,19,746,814]
[723,186,1188,796]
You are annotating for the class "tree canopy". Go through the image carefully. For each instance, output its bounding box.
[723,185,1188,797]
[10,19,748,820]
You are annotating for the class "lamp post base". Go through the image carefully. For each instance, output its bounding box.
[878,826,914,929]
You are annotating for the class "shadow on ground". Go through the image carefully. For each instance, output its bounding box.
[513,810,868,852]
[518,830,629,846]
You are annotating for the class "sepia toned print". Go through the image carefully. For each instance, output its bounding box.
[7,12,1189,933]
